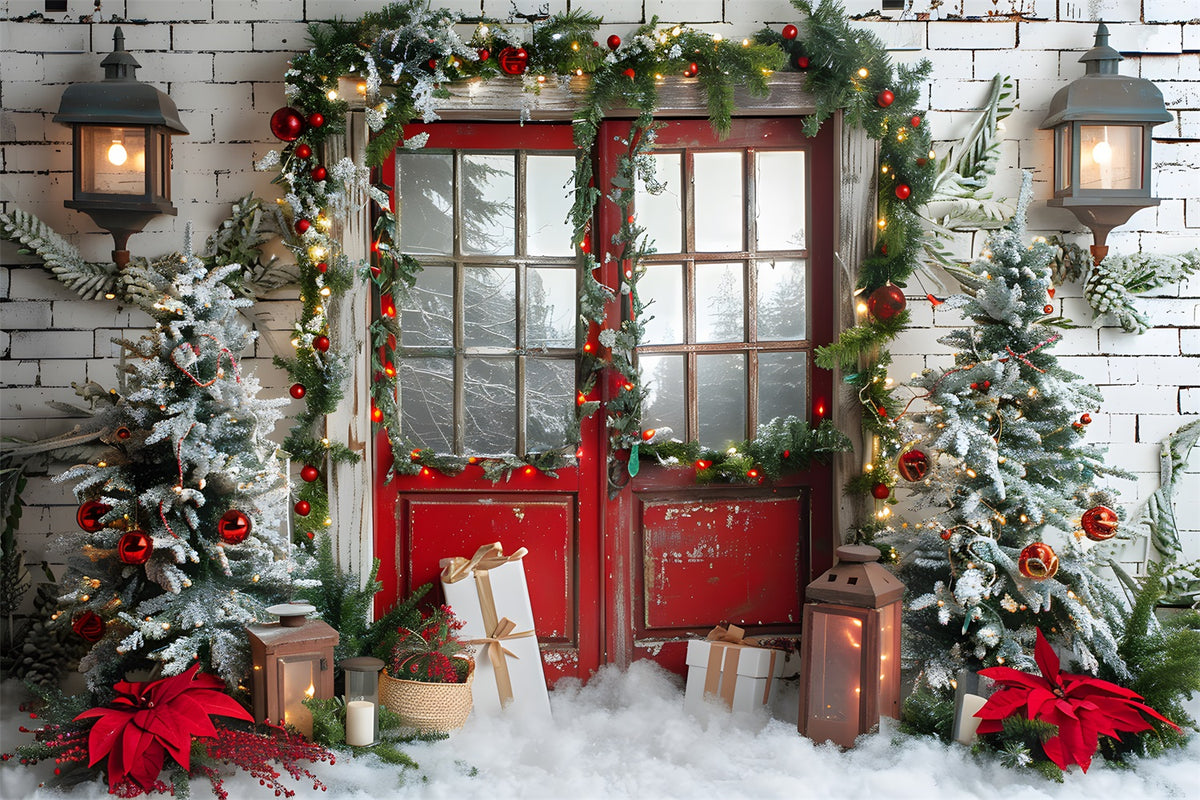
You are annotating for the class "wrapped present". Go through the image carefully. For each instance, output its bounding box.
[684,623,784,715]
[440,542,552,719]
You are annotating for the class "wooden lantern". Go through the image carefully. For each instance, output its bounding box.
[246,603,339,738]
[799,544,904,747]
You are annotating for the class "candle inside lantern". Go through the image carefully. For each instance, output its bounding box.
[280,657,316,738]
[346,700,375,746]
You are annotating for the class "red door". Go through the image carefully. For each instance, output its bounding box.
[374,117,836,682]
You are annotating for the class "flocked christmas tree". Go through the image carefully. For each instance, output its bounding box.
[893,178,1130,690]
[53,238,299,695]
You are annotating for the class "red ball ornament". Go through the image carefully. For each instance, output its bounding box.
[295,219,311,234]
[313,335,331,352]
[115,427,131,440]
[782,24,799,40]
[898,449,929,482]
[217,509,252,545]
[294,500,311,516]
[867,283,907,322]
[1043,304,1055,314]
[477,48,490,61]
[497,46,529,75]
[308,112,325,128]
[317,261,328,273]
[311,166,327,181]
[877,89,895,107]
[1080,413,1092,425]
[894,184,911,200]
[72,611,104,643]
[1018,542,1059,580]
[117,529,153,565]
[607,34,621,50]
[795,55,810,69]
[300,464,320,482]
[940,529,953,541]
[623,67,636,79]
[683,62,699,77]
[295,143,312,159]
[871,482,891,500]
[289,383,307,399]
[77,500,112,533]
[1081,505,1119,541]
[910,115,921,127]
[270,107,306,141]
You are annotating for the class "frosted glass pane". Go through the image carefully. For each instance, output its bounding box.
[464,266,515,348]
[635,153,682,254]
[755,151,806,250]
[756,259,806,341]
[464,358,516,454]
[401,265,453,347]
[698,353,745,447]
[695,262,744,343]
[399,357,454,452]
[1079,125,1142,191]
[526,155,575,256]
[757,351,807,426]
[640,354,685,438]
[81,126,146,195]
[694,152,743,252]
[526,358,575,452]
[639,263,684,345]
[397,152,453,255]
[527,267,576,349]
[462,153,515,255]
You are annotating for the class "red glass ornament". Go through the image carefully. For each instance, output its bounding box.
[795,55,810,69]
[115,427,131,440]
[940,529,953,541]
[877,89,895,107]
[623,67,636,79]
[894,183,911,200]
[289,383,306,399]
[695,460,712,471]
[477,48,490,61]
[269,107,305,141]
[317,261,328,273]
[295,143,312,159]
[1018,542,1059,580]
[117,529,153,565]
[782,24,799,39]
[898,449,929,482]
[1044,304,1054,314]
[1047,287,1056,298]
[497,47,529,75]
[77,500,112,533]
[1081,506,1119,541]
[295,219,311,234]
[684,62,699,77]
[313,335,331,352]
[911,115,921,127]
[294,500,311,516]
[217,509,252,545]
[311,166,327,181]
[1080,413,1092,425]
[308,112,325,128]
[871,483,891,500]
[300,464,320,482]
[642,429,656,441]
[371,405,384,423]
[916,157,927,166]
[867,283,907,322]
[72,611,104,643]
[607,34,621,50]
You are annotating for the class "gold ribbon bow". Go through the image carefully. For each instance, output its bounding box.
[702,623,778,708]
[439,542,529,584]
[467,616,534,707]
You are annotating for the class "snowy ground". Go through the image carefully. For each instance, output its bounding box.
[2,662,1198,800]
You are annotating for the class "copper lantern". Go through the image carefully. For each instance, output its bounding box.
[53,27,188,267]
[246,604,339,739]
[799,544,904,747]
[1040,23,1171,265]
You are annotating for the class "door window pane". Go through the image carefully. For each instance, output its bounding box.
[527,267,576,349]
[462,153,516,255]
[399,357,454,453]
[755,151,806,250]
[756,259,806,342]
[695,262,744,343]
[641,354,686,437]
[464,357,517,454]
[464,266,516,348]
[401,265,454,347]
[635,153,682,254]
[758,351,807,426]
[697,353,746,447]
[526,155,576,256]
[397,152,453,255]
[526,359,575,452]
[693,152,743,252]
[640,264,684,345]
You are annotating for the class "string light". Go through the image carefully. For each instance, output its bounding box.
[857,67,869,78]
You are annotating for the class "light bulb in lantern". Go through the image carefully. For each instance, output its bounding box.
[107,140,128,166]
[1092,139,1112,165]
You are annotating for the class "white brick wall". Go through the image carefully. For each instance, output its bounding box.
[2,2,1197,572]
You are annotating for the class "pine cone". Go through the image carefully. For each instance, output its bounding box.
[0,583,87,687]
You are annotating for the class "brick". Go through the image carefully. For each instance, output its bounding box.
[213,0,304,21]
[973,49,1056,81]
[6,268,81,302]
[2,143,72,173]
[1060,0,1141,22]
[585,0,646,25]
[212,51,291,83]
[1182,388,1200,413]
[1187,23,1200,52]
[9,328,93,358]
[929,21,1016,51]
[646,0,718,23]
[1185,331,1200,357]
[251,22,311,52]
[1,79,70,112]
[18,475,78,506]
[0,385,89,417]
[929,79,1003,111]
[1055,326,1101,355]
[1099,327,1178,355]
[849,21,925,51]
[90,23,174,52]
[1144,0,1200,24]
[1058,355,1111,384]
[1137,412,1199,443]
[1137,297,1200,327]
[0,52,45,84]
[51,300,152,329]
[127,0,214,21]
[1138,53,1200,81]
[0,22,88,53]
[213,108,270,143]
[0,300,52,328]
[172,22,255,52]
[725,0,799,24]
[1019,21,1106,52]
[34,357,87,387]
[1109,412,1137,442]
[0,360,40,385]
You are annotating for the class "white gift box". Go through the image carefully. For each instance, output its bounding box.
[440,542,552,719]
[684,625,784,715]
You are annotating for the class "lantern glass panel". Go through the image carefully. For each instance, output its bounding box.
[278,655,317,738]
[804,611,864,744]
[877,601,900,717]
[344,667,381,747]
[1055,126,1072,192]
[1079,124,1142,191]
[82,125,146,195]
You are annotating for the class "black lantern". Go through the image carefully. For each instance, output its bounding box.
[1041,23,1171,265]
[53,28,188,267]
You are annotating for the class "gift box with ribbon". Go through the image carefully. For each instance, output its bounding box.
[439,542,552,719]
[684,623,784,715]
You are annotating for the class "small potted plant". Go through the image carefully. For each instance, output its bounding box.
[379,604,474,732]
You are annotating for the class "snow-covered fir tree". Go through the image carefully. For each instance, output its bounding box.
[893,180,1129,690]
[54,239,299,694]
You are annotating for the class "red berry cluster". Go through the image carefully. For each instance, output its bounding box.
[198,723,333,799]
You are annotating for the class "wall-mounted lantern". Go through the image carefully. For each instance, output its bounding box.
[1041,23,1172,265]
[246,603,339,739]
[53,27,188,267]
[799,544,904,748]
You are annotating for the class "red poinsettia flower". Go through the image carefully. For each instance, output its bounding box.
[975,628,1180,772]
[75,663,253,793]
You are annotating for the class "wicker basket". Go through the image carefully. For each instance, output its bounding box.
[380,659,474,733]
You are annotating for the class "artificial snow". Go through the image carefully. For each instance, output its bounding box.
[2,662,1197,800]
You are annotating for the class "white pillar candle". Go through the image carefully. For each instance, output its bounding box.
[954,694,988,745]
[345,700,375,746]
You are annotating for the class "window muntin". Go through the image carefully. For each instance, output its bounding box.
[395,148,578,457]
